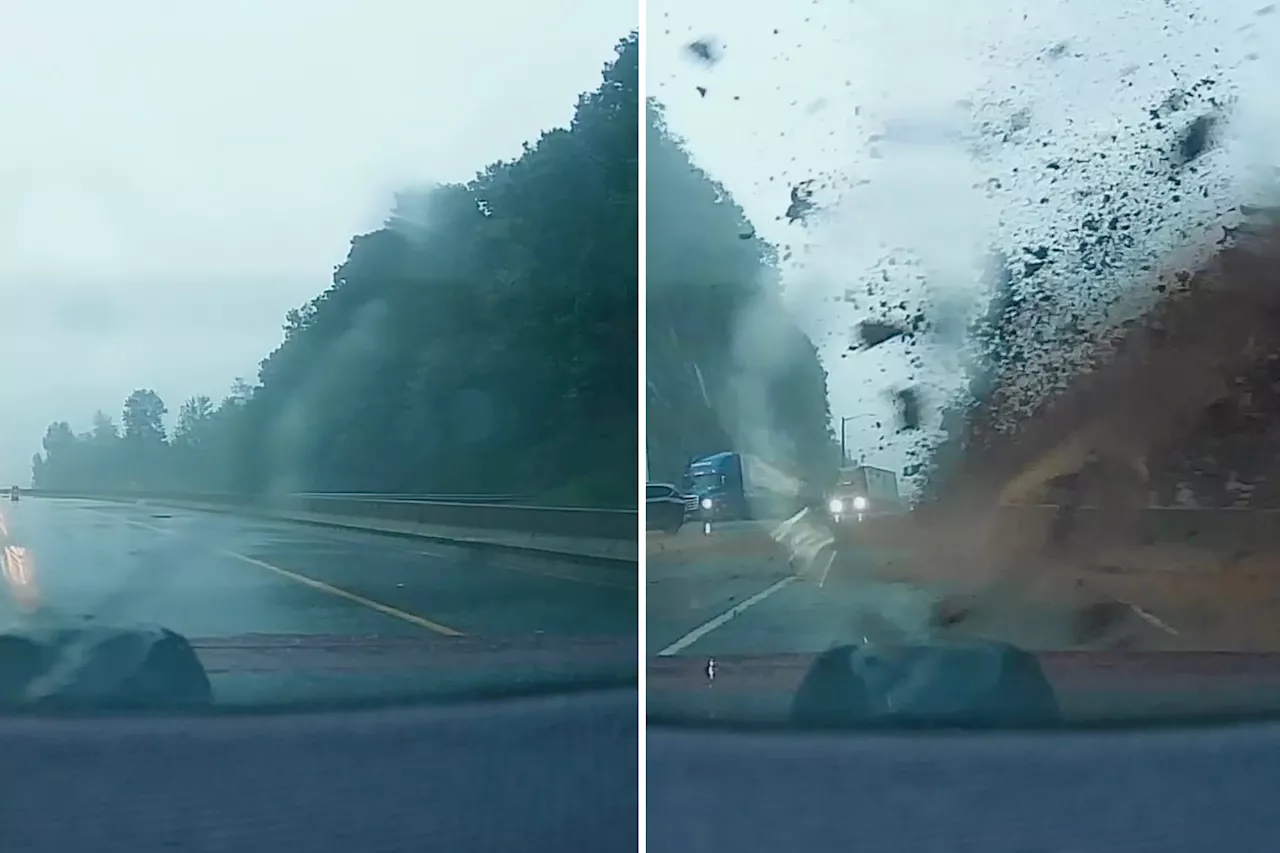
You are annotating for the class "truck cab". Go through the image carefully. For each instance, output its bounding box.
[683,453,743,521]
[827,465,898,522]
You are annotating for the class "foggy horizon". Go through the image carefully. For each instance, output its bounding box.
[1,0,632,485]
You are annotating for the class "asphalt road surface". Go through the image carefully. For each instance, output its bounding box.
[648,515,1280,725]
[1,498,636,705]
[646,531,1233,724]
[648,535,941,658]
[647,521,1188,659]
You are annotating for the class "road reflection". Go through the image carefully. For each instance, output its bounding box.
[0,508,40,611]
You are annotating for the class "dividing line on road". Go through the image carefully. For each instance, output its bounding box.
[656,575,798,657]
[125,519,464,637]
[223,550,463,636]
[1122,600,1180,635]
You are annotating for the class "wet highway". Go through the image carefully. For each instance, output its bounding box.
[647,522,1187,659]
[648,513,1280,725]
[648,530,1280,724]
[648,536,941,658]
[1,498,637,705]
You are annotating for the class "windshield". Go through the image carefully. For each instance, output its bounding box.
[647,1,1280,728]
[686,471,723,491]
[0,3,637,711]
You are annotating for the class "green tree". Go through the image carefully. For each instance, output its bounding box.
[90,410,118,445]
[122,389,167,444]
[174,396,215,447]
[117,389,168,489]
[32,33,640,509]
[645,100,836,491]
[36,422,78,488]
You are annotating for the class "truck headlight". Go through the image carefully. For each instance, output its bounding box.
[828,498,843,514]
[700,497,713,510]
[852,496,868,511]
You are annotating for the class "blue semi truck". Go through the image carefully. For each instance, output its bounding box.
[682,451,811,522]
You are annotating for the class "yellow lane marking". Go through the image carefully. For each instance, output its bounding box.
[222,550,463,637]
[127,519,463,637]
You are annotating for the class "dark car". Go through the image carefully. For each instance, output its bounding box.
[646,482,693,534]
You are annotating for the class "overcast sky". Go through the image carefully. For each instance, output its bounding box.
[0,0,633,484]
[650,0,1280,487]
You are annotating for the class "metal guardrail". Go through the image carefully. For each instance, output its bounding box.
[22,488,638,542]
[291,492,528,504]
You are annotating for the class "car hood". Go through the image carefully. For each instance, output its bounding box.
[0,628,637,711]
[648,650,1280,725]
[196,632,637,674]
[193,633,637,708]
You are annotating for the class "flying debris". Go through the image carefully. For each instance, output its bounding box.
[786,181,816,224]
[686,39,721,66]
[1173,113,1218,167]
[894,388,923,431]
[856,320,907,349]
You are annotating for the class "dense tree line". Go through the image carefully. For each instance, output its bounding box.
[645,100,836,490]
[32,35,638,508]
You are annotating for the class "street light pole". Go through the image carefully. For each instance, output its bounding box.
[838,414,875,466]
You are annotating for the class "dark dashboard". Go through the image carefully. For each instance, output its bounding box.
[0,687,638,852]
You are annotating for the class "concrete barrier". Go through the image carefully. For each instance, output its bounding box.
[24,489,638,565]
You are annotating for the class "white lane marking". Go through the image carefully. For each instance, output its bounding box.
[1122,601,1179,635]
[817,549,837,588]
[123,518,463,636]
[657,575,798,656]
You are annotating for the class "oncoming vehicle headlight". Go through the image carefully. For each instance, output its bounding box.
[700,497,713,510]
[852,496,868,511]
[828,498,844,514]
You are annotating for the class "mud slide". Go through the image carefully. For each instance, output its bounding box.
[903,217,1280,650]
